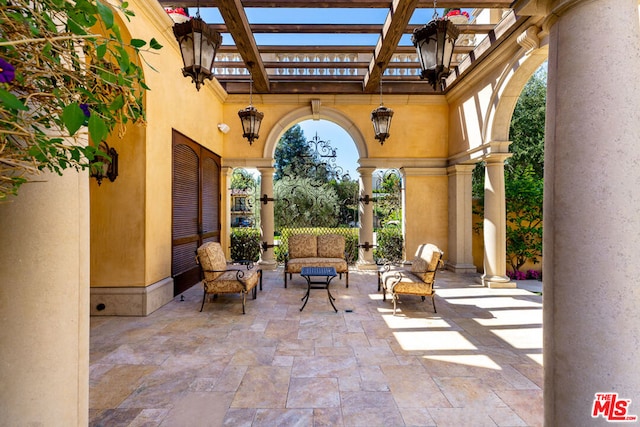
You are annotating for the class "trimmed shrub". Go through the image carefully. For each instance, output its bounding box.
[374,227,403,264]
[230,228,261,262]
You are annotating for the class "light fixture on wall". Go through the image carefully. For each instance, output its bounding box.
[370,64,393,145]
[172,1,222,91]
[412,0,460,91]
[238,64,264,145]
[217,123,230,134]
[90,141,118,185]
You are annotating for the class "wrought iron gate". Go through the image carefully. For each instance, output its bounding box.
[274,133,359,263]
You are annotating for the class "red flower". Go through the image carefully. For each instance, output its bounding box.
[164,7,188,16]
[445,9,470,19]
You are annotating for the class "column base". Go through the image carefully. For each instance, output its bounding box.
[90,277,174,316]
[356,260,379,271]
[480,274,516,288]
[258,259,278,270]
[445,262,478,274]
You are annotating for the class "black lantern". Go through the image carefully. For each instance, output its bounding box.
[370,67,393,145]
[238,68,264,144]
[173,16,222,91]
[412,16,459,90]
[90,141,118,185]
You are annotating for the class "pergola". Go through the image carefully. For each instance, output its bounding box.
[159,0,517,95]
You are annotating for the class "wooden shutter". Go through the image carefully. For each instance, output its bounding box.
[171,131,221,295]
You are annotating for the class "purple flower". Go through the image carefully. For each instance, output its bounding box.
[0,58,15,83]
[80,103,91,117]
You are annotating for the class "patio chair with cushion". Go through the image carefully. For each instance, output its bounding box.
[195,241,260,314]
[378,243,444,315]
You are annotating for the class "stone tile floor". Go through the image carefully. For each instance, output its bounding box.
[89,269,543,426]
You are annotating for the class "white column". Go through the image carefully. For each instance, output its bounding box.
[447,164,477,273]
[482,153,514,288]
[258,167,277,270]
[357,167,377,269]
[221,166,233,258]
[544,1,640,425]
[0,170,89,425]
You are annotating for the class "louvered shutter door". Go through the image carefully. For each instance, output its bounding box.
[202,154,220,243]
[172,142,199,284]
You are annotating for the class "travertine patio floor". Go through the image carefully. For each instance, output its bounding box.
[89,269,543,426]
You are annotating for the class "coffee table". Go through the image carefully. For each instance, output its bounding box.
[299,266,338,312]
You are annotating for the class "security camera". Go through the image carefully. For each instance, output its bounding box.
[217,123,230,134]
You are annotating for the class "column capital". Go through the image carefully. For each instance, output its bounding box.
[257,166,276,175]
[356,166,376,177]
[447,164,476,175]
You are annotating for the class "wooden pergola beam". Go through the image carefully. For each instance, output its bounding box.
[214,0,270,92]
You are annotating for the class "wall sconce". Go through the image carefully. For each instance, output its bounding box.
[172,5,222,91]
[370,64,393,145]
[412,3,460,91]
[238,64,264,145]
[217,123,230,134]
[90,141,118,185]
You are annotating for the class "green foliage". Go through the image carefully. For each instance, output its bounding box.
[329,178,359,226]
[0,0,161,200]
[374,227,404,263]
[374,171,402,226]
[231,168,258,191]
[230,228,261,262]
[505,166,543,272]
[275,227,359,264]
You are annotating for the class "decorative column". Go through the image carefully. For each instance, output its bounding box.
[357,167,376,269]
[482,152,514,288]
[447,164,477,273]
[543,1,640,425]
[221,166,233,258]
[258,166,277,270]
[0,170,90,425]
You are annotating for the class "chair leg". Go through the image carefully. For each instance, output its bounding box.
[284,271,288,288]
[252,285,257,299]
[392,295,398,315]
[242,292,246,314]
[200,290,207,312]
[346,271,349,288]
[431,295,437,313]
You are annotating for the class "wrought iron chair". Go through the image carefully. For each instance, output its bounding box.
[195,242,260,314]
[378,244,444,315]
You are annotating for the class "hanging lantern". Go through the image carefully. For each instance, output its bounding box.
[238,67,264,145]
[370,67,393,145]
[412,17,459,90]
[173,17,222,91]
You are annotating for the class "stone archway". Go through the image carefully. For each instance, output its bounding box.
[263,106,368,161]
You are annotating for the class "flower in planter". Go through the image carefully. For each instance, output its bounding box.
[444,8,470,19]
[164,7,191,23]
[0,58,15,83]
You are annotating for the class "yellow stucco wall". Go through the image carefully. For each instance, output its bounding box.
[91,1,454,291]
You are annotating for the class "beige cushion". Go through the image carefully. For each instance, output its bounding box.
[205,269,259,294]
[197,242,227,282]
[287,257,347,274]
[288,234,317,258]
[410,244,442,282]
[317,234,345,259]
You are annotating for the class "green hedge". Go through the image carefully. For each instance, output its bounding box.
[230,228,261,262]
[374,227,404,264]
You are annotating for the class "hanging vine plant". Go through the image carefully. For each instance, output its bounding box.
[0,0,162,200]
